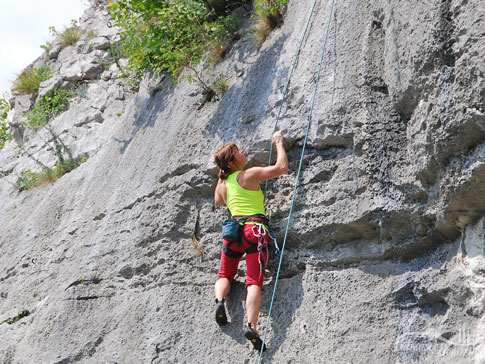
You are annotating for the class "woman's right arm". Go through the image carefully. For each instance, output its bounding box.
[214,179,227,206]
[244,131,288,182]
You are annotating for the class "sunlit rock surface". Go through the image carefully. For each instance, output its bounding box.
[0,0,484,363]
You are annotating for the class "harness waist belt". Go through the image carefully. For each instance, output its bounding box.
[233,215,269,225]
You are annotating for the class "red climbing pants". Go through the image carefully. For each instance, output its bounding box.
[217,224,269,288]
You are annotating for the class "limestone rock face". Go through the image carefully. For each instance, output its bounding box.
[1,1,485,363]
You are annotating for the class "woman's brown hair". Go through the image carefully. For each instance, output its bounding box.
[214,142,239,179]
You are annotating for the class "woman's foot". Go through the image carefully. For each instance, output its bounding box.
[215,298,227,326]
[244,323,266,351]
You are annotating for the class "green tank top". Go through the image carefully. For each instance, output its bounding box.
[225,171,265,217]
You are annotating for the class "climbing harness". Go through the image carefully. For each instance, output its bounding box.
[251,224,269,278]
[259,0,336,362]
[221,215,275,275]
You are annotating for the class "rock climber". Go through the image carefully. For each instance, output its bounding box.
[213,130,288,351]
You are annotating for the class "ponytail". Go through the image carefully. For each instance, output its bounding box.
[218,168,230,180]
[214,142,238,180]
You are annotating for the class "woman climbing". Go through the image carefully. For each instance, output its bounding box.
[213,130,288,351]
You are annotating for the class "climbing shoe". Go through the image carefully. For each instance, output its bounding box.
[244,324,267,352]
[215,298,227,326]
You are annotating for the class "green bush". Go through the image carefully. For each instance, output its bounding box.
[14,170,40,191]
[24,89,74,131]
[254,0,289,18]
[252,0,289,45]
[12,66,53,96]
[0,120,11,150]
[108,0,237,85]
[15,158,80,192]
[0,93,12,150]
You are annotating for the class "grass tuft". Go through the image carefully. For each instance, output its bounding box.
[191,235,205,257]
[252,11,281,46]
[59,25,84,46]
[212,75,229,95]
[252,0,287,46]
[40,39,54,53]
[12,66,53,96]
[86,29,97,40]
[14,160,80,192]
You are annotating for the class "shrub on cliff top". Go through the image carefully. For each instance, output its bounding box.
[107,0,237,85]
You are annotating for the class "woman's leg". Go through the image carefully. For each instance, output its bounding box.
[215,240,241,301]
[246,284,262,330]
[214,277,231,301]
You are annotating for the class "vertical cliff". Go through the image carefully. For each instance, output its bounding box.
[0,0,484,363]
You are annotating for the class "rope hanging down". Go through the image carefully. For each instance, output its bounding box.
[259,0,336,362]
[263,0,318,195]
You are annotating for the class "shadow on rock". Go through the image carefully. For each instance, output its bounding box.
[113,72,175,154]
[205,32,289,144]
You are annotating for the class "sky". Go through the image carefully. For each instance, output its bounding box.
[0,0,90,97]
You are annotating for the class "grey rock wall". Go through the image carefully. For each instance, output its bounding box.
[0,0,484,363]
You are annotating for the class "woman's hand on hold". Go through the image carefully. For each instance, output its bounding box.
[242,130,288,182]
[272,131,284,145]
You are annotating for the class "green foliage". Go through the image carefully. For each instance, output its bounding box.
[252,0,288,45]
[108,0,237,85]
[12,66,53,96]
[14,159,80,192]
[204,0,244,16]
[14,170,40,191]
[0,121,11,150]
[253,0,289,18]
[0,93,12,150]
[25,89,74,131]
[0,310,30,325]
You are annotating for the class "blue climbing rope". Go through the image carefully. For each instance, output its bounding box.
[259,0,336,362]
[264,0,318,195]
